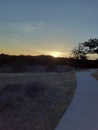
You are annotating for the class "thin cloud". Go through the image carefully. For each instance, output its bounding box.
[0,21,46,33]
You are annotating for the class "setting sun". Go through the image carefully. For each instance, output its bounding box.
[50,51,61,58]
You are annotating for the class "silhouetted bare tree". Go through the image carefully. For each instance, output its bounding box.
[71,43,87,60]
[71,38,98,60]
[83,38,98,54]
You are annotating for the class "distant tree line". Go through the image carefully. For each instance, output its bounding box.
[0,54,71,72]
[0,40,98,73]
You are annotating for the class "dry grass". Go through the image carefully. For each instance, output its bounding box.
[0,71,77,130]
[92,70,98,80]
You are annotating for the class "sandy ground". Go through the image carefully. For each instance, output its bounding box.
[0,71,76,130]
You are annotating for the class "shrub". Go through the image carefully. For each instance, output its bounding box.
[25,81,46,98]
[0,83,23,111]
[1,83,21,93]
[0,81,46,112]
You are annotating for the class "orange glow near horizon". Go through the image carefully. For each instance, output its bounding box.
[49,51,62,58]
[0,46,70,58]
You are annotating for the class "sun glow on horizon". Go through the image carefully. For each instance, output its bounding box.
[49,51,61,58]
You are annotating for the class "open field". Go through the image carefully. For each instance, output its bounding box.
[0,71,76,130]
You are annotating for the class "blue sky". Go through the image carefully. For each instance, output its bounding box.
[0,0,98,57]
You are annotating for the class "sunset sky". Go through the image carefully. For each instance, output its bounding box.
[0,0,98,57]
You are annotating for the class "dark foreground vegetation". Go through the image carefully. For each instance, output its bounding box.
[0,72,76,130]
[0,53,98,72]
